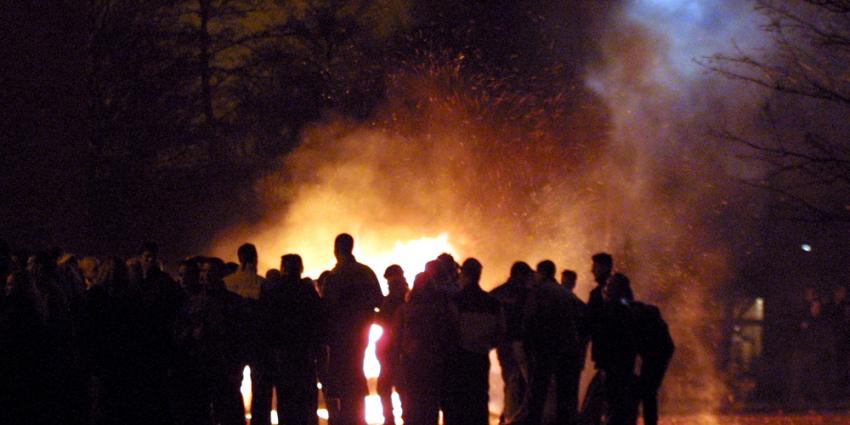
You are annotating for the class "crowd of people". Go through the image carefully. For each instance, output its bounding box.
[0,234,674,425]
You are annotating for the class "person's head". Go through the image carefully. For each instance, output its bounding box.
[604,272,633,302]
[508,261,534,287]
[201,257,225,287]
[266,268,281,281]
[424,260,442,277]
[561,269,578,291]
[334,233,354,261]
[237,243,258,268]
[79,256,99,285]
[460,258,483,289]
[126,258,143,285]
[410,270,436,302]
[97,257,130,296]
[27,251,55,279]
[536,260,556,283]
[437,253,459,282]
[384,264,407,294]
[5,271,30,298]
[281,254,304,278]
[140,241,159,273]
[177,258,200,288]
[224,262,239,277]
[317,270,332,297]
[591,252,613,285]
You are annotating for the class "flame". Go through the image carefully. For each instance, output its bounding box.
[364,324,384,378]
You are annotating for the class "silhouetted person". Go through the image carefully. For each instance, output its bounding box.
[597,273,639,425]
[223,243,265,417]
[266,268,281,281]
[176,257,246,425]
[588,253,613,368]
[134,242,181,424]
[491,261,534,424]
[56,253,91,425]
[515,260,580,425]
[79,257,150,425]
[434,253,461,294]
[442,258,503,425]
[561,269,589,425]
[79,256,99,289]
[27,251,74,424]
[177,258,203,296]
[395,267,457,425]
[224,243,264,300]
[252,254,322,425]
[580,253,614,424]
[1,271,52,425]
[376,265,408,425]
[322,233,383,425]
[630,293,674,425]
[791,287,833,408]
[170,257,205,423]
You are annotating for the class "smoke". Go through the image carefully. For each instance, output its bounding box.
[212,0,779,413]
[214,58,611,287]
[585,0,776,414]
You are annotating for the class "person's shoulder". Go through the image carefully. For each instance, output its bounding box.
[354,261,378,277]
[298,278,319,294]
[490,281,511,296]
[631,300,658,313]
[567,291,586,304]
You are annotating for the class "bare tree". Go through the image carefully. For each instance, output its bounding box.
[704,0,850,222]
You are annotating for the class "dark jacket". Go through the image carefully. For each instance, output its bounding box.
[176,283,244,370]
[491,278,530,343]
[257,275,322,356]
[523,279,580,362]
[594,297,638,374]
[588,285,605,366]
[396,286,457,396]
[452,284,504,355]
[321,256,382,396]
[322,256,383,341]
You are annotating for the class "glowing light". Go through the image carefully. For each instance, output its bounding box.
[364,392,403,425]
[317,409,329,420]
[365,395,385,424]
[371,233,458,289]
[364,324,384,378]
[801,244,812,252]
[241,365,252,415]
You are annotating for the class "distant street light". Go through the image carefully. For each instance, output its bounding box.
[801,244,812,252]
